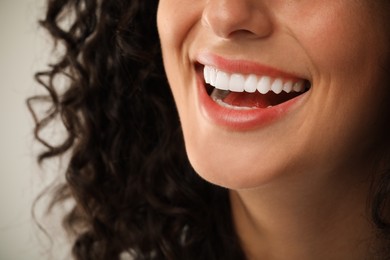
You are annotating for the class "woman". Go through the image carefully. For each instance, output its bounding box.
[29,0,390,259]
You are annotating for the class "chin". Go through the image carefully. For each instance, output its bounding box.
[186,149,287,189]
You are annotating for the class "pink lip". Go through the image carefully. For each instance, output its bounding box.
[195,53,308,131]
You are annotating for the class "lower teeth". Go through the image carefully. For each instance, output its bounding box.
[210,88,230,101]
[210,88,257,110]
[215,99,256,110]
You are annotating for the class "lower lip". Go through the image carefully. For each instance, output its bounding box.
[197,73,307,131]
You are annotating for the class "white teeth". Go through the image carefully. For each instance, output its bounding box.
[283,81,293,93]
[204,66,210,84]
[203,65,308,95]
[244,75,258,93]
[229,74,245,92]
[257,76,271,94]
[215,71,230,90]
[271,78,283,94]
[209,67,217,86]
[293,81,304,92]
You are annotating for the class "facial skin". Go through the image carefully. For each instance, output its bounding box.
[157,0,390,189]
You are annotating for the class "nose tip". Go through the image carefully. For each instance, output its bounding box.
[202,1,273,39]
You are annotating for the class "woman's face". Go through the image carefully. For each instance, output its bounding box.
[157,0,390,188]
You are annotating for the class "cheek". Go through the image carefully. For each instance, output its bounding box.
[290,2,390,143]
[282,1,384,78]
[157,0,202,51]
[157,0,202,102]
[304,24,369,79]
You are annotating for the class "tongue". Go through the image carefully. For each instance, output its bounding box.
[223,92,271,108]
[222,91,302,108]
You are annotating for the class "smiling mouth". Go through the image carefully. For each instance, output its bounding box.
[203,65,311,109]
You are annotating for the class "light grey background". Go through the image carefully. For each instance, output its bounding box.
[0,0,70,259]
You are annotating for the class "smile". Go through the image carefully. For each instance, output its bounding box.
[196,54,310,130]
[203,65,309,110]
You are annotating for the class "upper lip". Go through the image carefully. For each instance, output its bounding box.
[196,52,308,81]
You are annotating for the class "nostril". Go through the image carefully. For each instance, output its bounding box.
[227,29,264,39]
[201,1,273,40]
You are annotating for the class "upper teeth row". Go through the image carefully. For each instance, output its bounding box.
[203,65,306,94]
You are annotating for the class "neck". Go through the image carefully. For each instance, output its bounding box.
[230,167,379,260]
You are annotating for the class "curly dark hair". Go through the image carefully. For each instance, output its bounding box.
[28,0,390,259]
[28,0,245,259]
